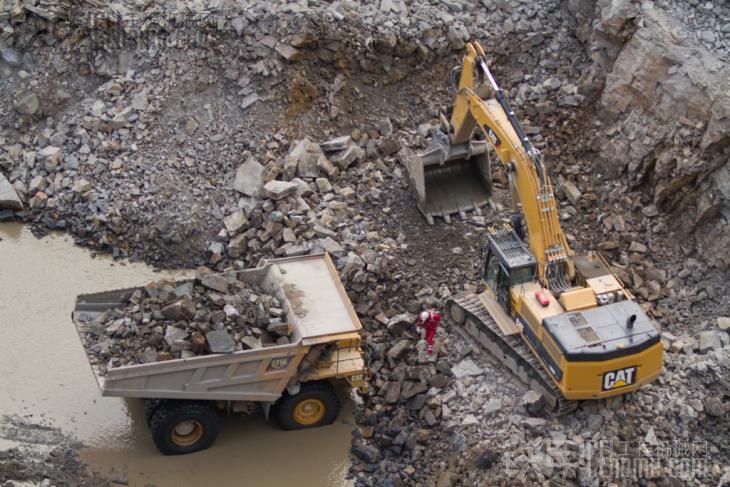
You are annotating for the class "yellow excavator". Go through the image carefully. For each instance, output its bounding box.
[405,42,663,414]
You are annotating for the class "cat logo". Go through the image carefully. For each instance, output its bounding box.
[602,366,637,391]
[485,127,501,147]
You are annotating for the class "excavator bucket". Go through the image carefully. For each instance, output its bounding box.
[404,133,492,225]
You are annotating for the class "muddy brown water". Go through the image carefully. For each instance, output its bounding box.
[0,223,355,486]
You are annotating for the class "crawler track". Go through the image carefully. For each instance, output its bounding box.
[447,292,578,416]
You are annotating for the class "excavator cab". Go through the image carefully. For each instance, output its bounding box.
[482,229,537,313]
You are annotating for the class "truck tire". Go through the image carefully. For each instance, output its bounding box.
[275,381,340,430]
[143,399,163,428]
[149,401,220,455]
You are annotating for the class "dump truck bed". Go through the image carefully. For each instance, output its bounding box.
[72,254,364,402]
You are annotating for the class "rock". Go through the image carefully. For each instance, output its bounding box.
[224,209,248,235]
[228,234,247,258]
[451,359,483,379]
[28,191,47,209]
[342,252,365,277]
[424,410,438,427]
[317,156,338,177]
[704,396,725,417]
[0,174,22,210]
[315,177,332,193]
[164,326,189,350]
[0,44,21,66]
[267,319,290,336]
[206,329,236,353]
[223,304,239,319]
[352,443,381,464]
[561,180,581,204]
[587,414,603,431]
[522,390,545,416]
[131,92,148,111]
[401,381,428,400]
[331,145,365,170]
[321,135,352,152]
[72,179,93,193]
[429,373,447,388]
[317,237,343,254]
[644,426,658,445]
[628,241,648,253]
[386,313,415,336]
[28,176,48,194]
[377,136,401,156]
[282,228,296,243]
[697,330,728,353]
[384,381,402,403]
[14,93,39,115]
[264,180,299,200]
[717,317,730,331]
[241,336,262,349]
[284,245,307,257]
[231,16,248,35]
[284,138,325,179]
[387,339,411,360]
[240,93,259,111]
[275,43,302,61]
[447,26,465,50]
[522,417,547,433]
[161,296,196,321]
[138,347,158,364]
[199,273,229,294]
[38,146,63,170]
[530,452,554,478]
[483,398,501,416]
[232,159,265,196]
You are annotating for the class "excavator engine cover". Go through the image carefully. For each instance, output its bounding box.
[404,132,492,225]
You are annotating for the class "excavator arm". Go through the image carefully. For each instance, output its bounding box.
[408,41,574,290]
[452,43,575,290]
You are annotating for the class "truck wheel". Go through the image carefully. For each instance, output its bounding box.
[149,401,219,455]
[275,381,340,430]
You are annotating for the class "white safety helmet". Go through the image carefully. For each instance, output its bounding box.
[420,311,430,321]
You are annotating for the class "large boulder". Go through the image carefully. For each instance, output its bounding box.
[0,174,22,210]
[232,158,265,196]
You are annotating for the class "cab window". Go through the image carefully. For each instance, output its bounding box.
[510,265,536,285]
[483,250,500,286]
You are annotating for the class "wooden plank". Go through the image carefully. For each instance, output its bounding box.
[478,290,520,336]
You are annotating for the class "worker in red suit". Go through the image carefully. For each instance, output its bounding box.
[415,310,441,354]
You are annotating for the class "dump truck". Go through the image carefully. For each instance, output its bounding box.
[72,253,368,455]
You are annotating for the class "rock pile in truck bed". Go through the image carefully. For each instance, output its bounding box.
[80,270,290,375]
